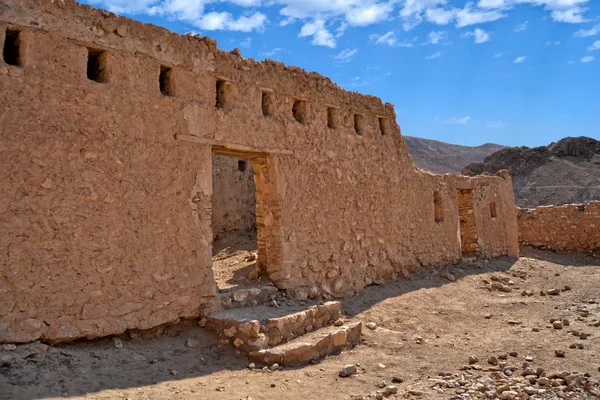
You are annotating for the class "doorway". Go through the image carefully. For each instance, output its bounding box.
[211,154,258,291]
[210,148,282,291]
[456,189,479,257]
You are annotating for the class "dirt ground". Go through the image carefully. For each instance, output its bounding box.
[1,248,599,400]
[211,230,262,292]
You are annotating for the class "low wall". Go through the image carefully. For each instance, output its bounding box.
[517,201,600,253]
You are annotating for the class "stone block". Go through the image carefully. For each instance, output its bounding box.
[282,342,317,366]
[331,329,348,347]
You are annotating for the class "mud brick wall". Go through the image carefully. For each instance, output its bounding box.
[0,0,519,343]
[212,155,256,238]
[517,201,600,253]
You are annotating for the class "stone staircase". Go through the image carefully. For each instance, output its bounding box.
[201,299,362,366]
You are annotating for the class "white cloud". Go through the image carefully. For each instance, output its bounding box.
[477,0,505,7]
[442,116,471,124]
[345,3,393,26]
[397,0,592,30]
[515,21,528,32]
[400,0,448,18]
[427,30,447,44]
[425,7,455,25]
[229,0,261,5]
[347,76,368,87]
[589,40,600,51]
[551,7,587,23]
[195,11,267,31]
[260,47,284,57]
[477,0,590,17]
[370,31,397,46]
[494,52,503,57]
[277,0,394,28]
[95,0,394,42]
[545,40,560,46]
[581,55,595,63]
[146,0,202,23]
[146,0,270,32]
[92,0,595,46]
[463,27,491,43]
[279,16,295,26]
[513,55,527,63]
[104,0,168,14]
[240,37,252,48]
[477,0,591,24]
[369,31,415,47]
[574,24,600,38]
[400,1,507,29]
[486,121,507,128]
[299,19,336,48]
[425,51,443,60]
[455,3,506,28]
[198,11,229,30]
[334,48,358,62]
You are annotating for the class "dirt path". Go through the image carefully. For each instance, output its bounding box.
[1,248,599,400]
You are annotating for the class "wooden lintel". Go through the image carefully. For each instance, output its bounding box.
[174,134,294,157]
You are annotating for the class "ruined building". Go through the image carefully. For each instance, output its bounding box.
[0,0,519,344]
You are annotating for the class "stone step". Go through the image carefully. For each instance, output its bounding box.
[203,301,342,352]
[248,321,362,366]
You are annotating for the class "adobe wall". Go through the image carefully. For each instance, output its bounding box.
[212,156,256,239]
[0,0,519,343]
[517,202,600,253]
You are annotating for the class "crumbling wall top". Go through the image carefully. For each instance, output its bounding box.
[1,0,391,113]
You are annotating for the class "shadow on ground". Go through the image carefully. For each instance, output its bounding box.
[520,246,600,267]
[0,321,246,400]
[3,249,599,399]
[212,230,257,257]
[342,256,517,318]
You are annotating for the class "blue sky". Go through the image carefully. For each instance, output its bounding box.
[83,0,600,147]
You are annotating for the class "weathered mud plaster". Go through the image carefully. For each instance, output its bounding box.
[212,155,256,238]
[0,0,519,343]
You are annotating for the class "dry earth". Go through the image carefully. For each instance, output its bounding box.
[1,248,599,400]
[211,231,262,292]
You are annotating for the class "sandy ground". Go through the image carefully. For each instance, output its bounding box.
[211,230,262,292]
[1,248,599,400]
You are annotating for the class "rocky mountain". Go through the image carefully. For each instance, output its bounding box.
[404,136,507,175]
[462,136,600,208]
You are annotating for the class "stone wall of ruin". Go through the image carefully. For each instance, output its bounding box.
[0,0,519,343]
[517,202,600,253]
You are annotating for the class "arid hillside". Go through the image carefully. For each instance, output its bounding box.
[462,136,600,208]
[404,136,507,175]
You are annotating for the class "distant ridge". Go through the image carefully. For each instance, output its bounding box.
[462,136,600,208]
[404,136,507,175]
